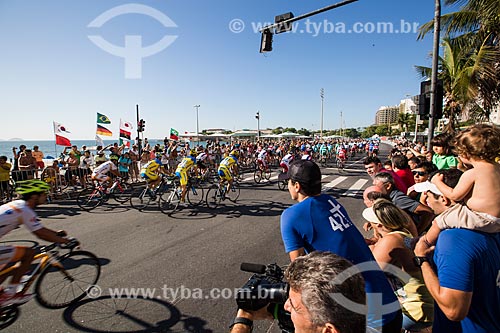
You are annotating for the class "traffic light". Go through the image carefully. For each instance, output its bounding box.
[260,29,273,53]
[418,80,443,120]
[137,119,145,132]
[255,112,260,120]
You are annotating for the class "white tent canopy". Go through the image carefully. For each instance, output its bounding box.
[279,132,300,138]
[229,130,258,137]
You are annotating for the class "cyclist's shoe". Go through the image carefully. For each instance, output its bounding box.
[0,292,34,306]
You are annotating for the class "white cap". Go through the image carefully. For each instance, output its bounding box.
[362,207,381,224]
[414,181,443,195]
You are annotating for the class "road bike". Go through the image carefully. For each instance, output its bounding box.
[76,178,132,211]
[277,171,288,191]
[205,180,240,209]
[0,239,101,329]
[335,156,346,171]
[253,162,271,184]
[130,175,170,211]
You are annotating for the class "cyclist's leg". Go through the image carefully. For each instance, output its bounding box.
[0,246,35,300]
[179,172,188,202]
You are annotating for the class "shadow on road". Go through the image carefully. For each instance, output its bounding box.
[63,295,213,333]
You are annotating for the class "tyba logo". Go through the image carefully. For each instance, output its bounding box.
[88,3,178,79]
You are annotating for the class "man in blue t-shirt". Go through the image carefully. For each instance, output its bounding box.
[278,160,402,332]
[414,169,500,333]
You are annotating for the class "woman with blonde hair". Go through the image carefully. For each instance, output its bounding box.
[363,198,433,332]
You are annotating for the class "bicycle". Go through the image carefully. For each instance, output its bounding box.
[253,162,271,184]
[205,180,240,209]
[158,177,182,214]
[277,171,288,191]
[0,239,100,328]
[130,175,170,211]
[335,157,346,171]
[76,177,132,211]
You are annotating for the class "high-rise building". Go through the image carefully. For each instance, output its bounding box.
[375,106,399,125]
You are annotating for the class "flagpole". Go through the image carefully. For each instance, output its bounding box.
[53,121,58,159]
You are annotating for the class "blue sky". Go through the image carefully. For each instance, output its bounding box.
[0,0,458,140]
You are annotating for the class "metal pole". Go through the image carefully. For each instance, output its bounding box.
[427,0,441,150]
[260,0,359,32]
[414,114,420,143]
[320,88,324,139]
[194,105,200,147]
[340,111,343,137]
[257,111,260,141]
[136,104,141,155]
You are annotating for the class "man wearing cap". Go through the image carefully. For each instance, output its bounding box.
[278,160,402,332]
[413,169,500,333]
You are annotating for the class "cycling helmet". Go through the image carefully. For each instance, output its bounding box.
[155,152,162,158]
[109,154,119,161]
[15,180,51,195]
[229,150,239,157]
[189,149,198,157]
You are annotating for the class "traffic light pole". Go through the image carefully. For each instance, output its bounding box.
[259,0,358,33]
[136,104,142,155]
[427,0,441,150]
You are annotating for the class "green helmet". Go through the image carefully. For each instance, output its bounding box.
[15,180,51,195]
[109,154,119,161]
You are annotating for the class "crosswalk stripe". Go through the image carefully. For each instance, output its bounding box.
[346,179,368,197]
[322,176,348,190]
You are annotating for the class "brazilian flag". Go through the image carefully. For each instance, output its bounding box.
[97,112,111,124]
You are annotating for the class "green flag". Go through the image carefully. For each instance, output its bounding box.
[170,128,179,140]
[97,112,111,124]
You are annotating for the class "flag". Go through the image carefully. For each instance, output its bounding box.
[119,138,130,148]
[96,124,112,136]
[170,128,179,140]
[95,135,104,147]
[97,112,111,124]
[53,121,71,146]
[119,118,132,141]
[119,119,133,131]
[119,129,131,140]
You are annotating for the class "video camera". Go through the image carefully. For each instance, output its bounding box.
[236,263,294,333]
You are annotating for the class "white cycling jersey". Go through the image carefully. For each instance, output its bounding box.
[197,152,208,162]
[0,200,43,238]
[257,150,267,160]
[92,161,117,175]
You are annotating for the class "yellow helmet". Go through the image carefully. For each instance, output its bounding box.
[230,150,239,157]
[189,149,198,157]
[15,180,51,195]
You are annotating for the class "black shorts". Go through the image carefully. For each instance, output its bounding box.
[0,181,9,192]
[197,161,207,169]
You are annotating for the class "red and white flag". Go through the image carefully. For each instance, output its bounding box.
[53,121,71,146]
[120,119,133,131]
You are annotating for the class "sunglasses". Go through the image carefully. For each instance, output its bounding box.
[412,171,427,176]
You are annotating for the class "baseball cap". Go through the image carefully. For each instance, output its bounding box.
[362,207,381,224]
[278,160,322,186]
[414,181,443,195]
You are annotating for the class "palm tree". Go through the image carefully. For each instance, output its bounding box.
[418,0,500,124]
[397,113,412,132]
[416,37,499,132]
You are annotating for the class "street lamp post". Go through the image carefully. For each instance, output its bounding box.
[194,105,200,147]
[256,111,260,141]
[427,0,441,150]
[320,88,324,139]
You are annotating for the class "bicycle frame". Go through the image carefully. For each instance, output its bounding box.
[0,245,63,297]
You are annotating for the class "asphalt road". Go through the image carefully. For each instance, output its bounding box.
[1,147,386,333]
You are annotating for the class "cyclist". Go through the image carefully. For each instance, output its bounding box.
[91,155,121,189]
[256,147,269,171]
[140,158,162,191]
[175,149,197,203]
[301,146,313,161]
[0,180,73,306]
[196,148,210,178]
[280,150,294,174]
[218,150,239,196]
[336,146,347,168]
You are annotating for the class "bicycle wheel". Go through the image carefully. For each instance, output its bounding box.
[0,305,19,330]
[76,188,104,211]
[130,187,154,211]
[226,182,240,203]
[253,170,262,183]
[158,189,180,214]
[278,179,287,191]
[35,250,101,309]
[112,182,133,203]
[187,185,205,206]
[264,169,271,180]
[205,186,221,209]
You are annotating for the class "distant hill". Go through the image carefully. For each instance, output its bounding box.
[8,138,23,141]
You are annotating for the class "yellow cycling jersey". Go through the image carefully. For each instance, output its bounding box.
[175,157,196,173]
[219,156,236,169]
[141,160,160,173]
